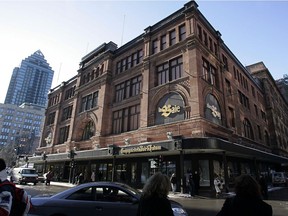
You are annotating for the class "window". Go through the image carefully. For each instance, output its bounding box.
[225,79,232,95]
[81,121,95,141]
[179,24,186,41]
[197,25,202,41]
[62,105,73,121]
[46,112,55,125]
[203,31,208,46]
[116,49,143,74]
[169,29,176,46]
[59,125,70,144]
[115,76,142,102]
[243,118,254,140]
[112,104,140,134]
[64,86,76,100]
[257,125,262,140]
[80,91,99,112]
[254,104,258,117]
[228,107,235,127]
[160,35,167,50]
[222,54,229,71]
[152,39,158,54]
[157,56,183,86]
[202,58,217,87]
[238,90,250,109]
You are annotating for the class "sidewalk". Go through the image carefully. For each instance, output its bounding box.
[50,181,284,200]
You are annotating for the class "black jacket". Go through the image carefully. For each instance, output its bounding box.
[137,194,174,216]
[216,195,272,216]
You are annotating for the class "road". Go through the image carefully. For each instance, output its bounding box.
[19,183,288,216]
[170,188,288,216]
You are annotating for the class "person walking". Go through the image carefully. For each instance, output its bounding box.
[216,174,272,216]
[137,172,174,216]
[170,173,177,193]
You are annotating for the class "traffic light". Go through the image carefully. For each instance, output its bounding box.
[68,150,77,159]
[42,153,47,161]
[108,144,119,155]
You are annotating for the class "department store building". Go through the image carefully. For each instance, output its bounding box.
[29,0,288,195]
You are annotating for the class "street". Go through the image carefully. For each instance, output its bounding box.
[20,183,288,216]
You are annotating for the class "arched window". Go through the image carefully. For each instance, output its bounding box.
[155,92,185,125]
[81,121,95,141]
[204,94,222,125]
[243,118,254,140]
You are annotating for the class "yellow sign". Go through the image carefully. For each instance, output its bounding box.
[158,104,180,117]
[120,145,162,154]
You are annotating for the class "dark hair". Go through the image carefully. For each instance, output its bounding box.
[141,172,171,198]
[234,174,261,198]
[0,158,6,172]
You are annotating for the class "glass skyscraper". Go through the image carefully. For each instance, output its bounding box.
[4,50,54,107]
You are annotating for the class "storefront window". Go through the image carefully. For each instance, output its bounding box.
[98,163,107,181]
[199,160,210,186]
[141,162,149,184]
[131,163,137,183]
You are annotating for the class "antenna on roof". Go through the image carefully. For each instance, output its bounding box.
[120,14,126,46]
[56,62,62,84]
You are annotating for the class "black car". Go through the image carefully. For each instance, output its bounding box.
[28,181,188,216]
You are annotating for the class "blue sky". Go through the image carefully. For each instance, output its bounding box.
[0,0,287,103]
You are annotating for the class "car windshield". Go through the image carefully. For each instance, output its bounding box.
[22,169,36,174]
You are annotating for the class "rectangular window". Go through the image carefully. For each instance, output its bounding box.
[222,54,229,71]
[179,24,186,41]
[160,35,167,50]
[61,105,73,121]
[203,31,208,46]
[80,91,99,112]
[157,63,169,85]
[116,62,121,74]
[170,57,183,80]
[197,25,202,41]
[152,39,158,54]
[169,29,176,46]
[225,79,232,95]
[157,56,183,86]
[228,107,235,127]
[112,104,140,134]
[115,75,142,102]
[59,125,70,144]
[202,58,217,87]
[46,112,55,125]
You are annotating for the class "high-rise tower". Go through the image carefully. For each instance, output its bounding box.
[4,50,54,107]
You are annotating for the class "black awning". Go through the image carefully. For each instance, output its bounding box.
[183,137,288,164]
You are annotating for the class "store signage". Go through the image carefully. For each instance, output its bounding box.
[120,144,162,154]
[206,103,221,119]
[158,104,180,117]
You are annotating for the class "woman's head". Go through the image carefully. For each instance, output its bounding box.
[234,174,261,198]
[142,172,171,198]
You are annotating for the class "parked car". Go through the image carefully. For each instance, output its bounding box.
[272,172,288,186]
[28,181,188,216]
[10,167,38,185]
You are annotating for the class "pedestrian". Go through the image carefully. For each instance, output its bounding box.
[0,158,31,216]
[78,173,84,184]
[214,174,222,198]
[184,169,192,194]
[193,171,200,195]
[259,174,268,200]
[170,173,177,193]
[91,171,95,182]
[136,172,174,216]
[216,174,272,216]
[188,173,195,197]
[45,170,53,186]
